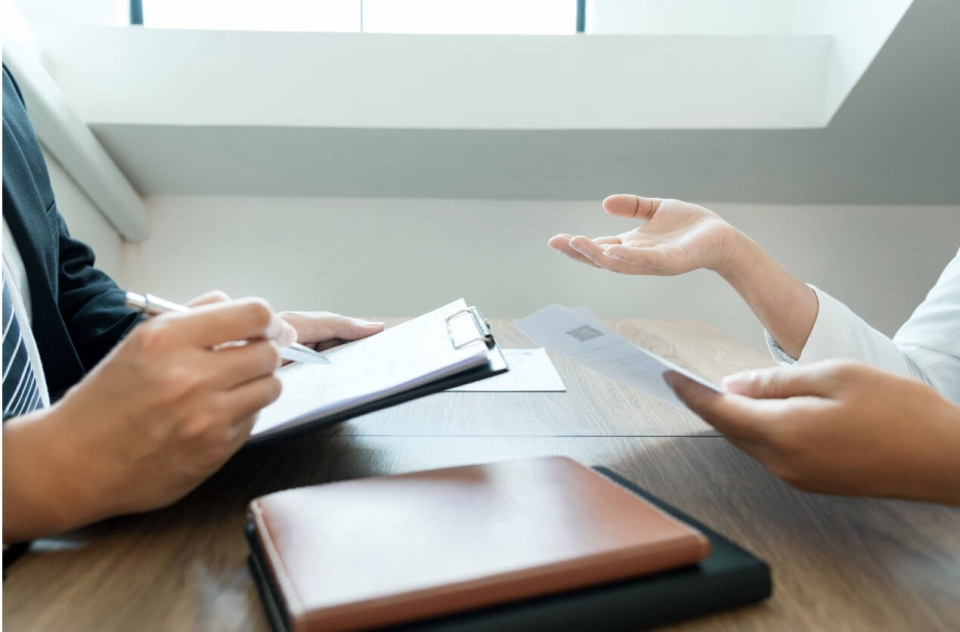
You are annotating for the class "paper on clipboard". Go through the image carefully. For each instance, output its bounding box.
[514,305,721,409]
[251,299,497,440]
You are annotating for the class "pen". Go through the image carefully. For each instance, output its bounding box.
[124,292,330,365]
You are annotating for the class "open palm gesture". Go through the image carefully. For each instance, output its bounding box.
[548,195,739,276]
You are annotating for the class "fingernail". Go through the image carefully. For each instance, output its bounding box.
[662,371,679,388]
[721,371,754,393]
[363,321,385,328]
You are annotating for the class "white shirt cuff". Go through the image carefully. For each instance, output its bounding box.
[764,285,915,378]
[765,329,797,365]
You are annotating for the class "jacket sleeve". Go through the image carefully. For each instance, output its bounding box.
[4,63,142,380]
[55,211,142,372]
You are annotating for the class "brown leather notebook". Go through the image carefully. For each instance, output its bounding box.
[248,456,710,632]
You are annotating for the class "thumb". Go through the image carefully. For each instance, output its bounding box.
[665,371,772,442]
[602,194,663,220]
[721,364,840,400]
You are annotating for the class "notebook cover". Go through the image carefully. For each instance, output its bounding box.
[247,463,771,632]
[245,346,507,445]
[246,457,714,631]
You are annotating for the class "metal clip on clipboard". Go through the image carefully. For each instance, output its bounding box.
[445,306,495,350]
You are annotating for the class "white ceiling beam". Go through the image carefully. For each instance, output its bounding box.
[37,26,831,130]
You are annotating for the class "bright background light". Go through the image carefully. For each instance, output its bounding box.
[141,0,578,34]
[143,0,362,32]
[362,0,577,35]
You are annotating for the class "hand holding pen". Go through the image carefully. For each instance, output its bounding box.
[23,295,295,532]
[7,291,382,540]
[125,292,330,364]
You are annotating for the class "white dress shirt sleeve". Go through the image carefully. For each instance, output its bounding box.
[765,248,960,405]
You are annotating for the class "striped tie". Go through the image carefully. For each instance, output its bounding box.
[2,279,43,420]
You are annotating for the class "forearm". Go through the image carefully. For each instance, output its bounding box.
[717,231,819,360]
[906,399,960,506]
[2,407,102,543]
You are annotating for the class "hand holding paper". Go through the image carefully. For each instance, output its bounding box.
[514,305,720,409]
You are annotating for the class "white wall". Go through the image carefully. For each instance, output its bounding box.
[42,146,125,281]
[125,197,960,352]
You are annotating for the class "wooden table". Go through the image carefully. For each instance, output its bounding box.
[5,320,959,631]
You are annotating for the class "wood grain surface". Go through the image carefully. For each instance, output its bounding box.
[4,319,959,632]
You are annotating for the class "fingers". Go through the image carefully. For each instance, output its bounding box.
[548,235,600,267]
[567,236,614,265]
[665,371,781,443]
[552,232,673,275]
[167,298,297,349]
[603,194,663,220]
[602,243,675,273]
[280,312,384,346]
[566,236,646,274]
[721,363,850,400]
[186,290,231,307]
[209,340,282,389]
[549,194,664,271]
[220,372,283,423]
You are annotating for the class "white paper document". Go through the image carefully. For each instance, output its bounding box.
[514,305,720,408]
[251,299,498,440]
[447,348,565,392]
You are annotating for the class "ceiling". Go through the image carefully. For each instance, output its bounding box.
[53,0,960,203]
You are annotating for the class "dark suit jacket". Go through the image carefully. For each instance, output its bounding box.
[2,64,141,401]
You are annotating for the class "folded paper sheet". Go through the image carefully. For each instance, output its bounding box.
[447,348,565,392]
[514,305,720,408]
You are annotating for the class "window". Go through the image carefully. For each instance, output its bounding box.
[134,0,582,35]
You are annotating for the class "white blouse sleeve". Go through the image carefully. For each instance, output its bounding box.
[765,248,960,405]
[892,249,960,402]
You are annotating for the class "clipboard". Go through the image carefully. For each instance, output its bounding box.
[446,307,495,350]
[246,299,507,444]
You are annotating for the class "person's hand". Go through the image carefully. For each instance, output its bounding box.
[549,194,819,359]
[665,361,960,505]
[3,295,297,542]
[280,311,384,353]
[548,195,742,276]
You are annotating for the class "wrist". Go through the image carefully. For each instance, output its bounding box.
[711,229,818,359]
[2,400,112,543]
[47,391,125,525]
[920,399,960,506]
[714,226,763,283]
[3,406,79,542]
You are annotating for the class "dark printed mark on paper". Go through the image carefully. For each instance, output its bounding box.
[565,325,604,342]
